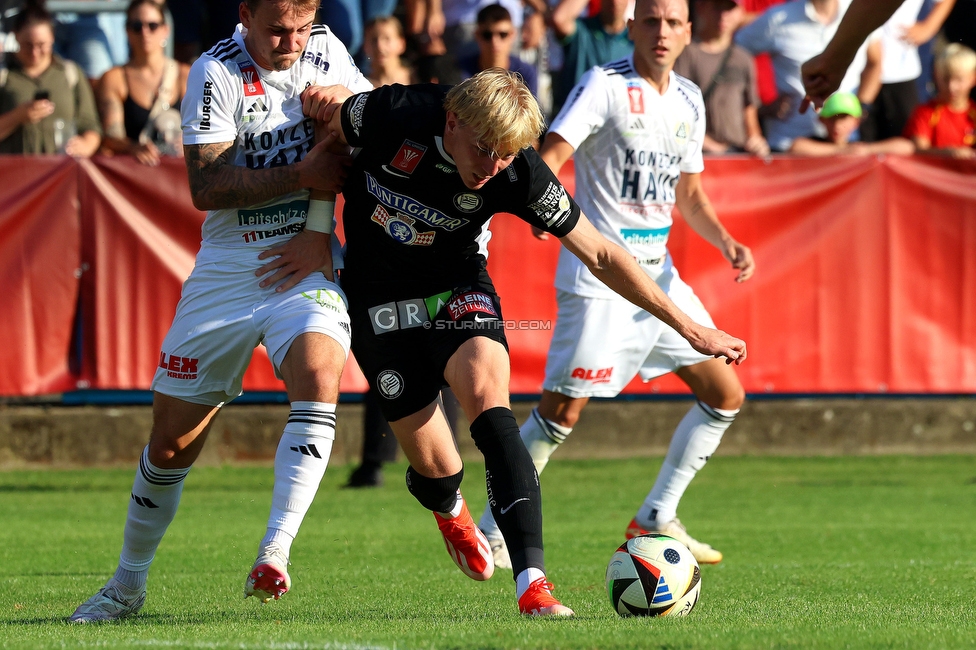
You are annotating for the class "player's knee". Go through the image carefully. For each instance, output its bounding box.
[720,383,746,411]
[405,465,464,512]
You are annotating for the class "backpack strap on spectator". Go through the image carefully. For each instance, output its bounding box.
[701,46,735,105]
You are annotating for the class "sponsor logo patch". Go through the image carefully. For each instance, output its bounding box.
[239,63,265,96]
[348,94,368,137]
[370,205,435,246]
[300,288,345,312]
[377,370,404,399]
[621,227,670,246]
[627,82,644,114]
[391,140,426,174]
[453,193,482,213]
[447,292,498,320]
[366,291,452,335]
[159,352,199,380]
[365,173,467,231]
[528,182,572,228]
[571,366,613,384]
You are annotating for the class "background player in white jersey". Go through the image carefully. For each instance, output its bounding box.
[69,0,372,623]
[479,0,755,567]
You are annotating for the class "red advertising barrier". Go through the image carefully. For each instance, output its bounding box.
[0,155,974,397]
[0,158,80,395]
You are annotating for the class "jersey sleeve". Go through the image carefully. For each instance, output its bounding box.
[339,83,404,149]
[682,84,706,174]
[548,66,611,150]
[181,56,240,145]
[509,147,580,238]
[315,26,373,93]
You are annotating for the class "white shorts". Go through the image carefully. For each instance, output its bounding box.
[151,262,352,406]
[543,260,715,398]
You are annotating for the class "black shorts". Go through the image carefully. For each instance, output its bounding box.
[349,278,509,422]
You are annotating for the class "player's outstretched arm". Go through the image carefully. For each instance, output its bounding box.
[559,214,747,364]
[800,0,906,112]
[675,173,755,283]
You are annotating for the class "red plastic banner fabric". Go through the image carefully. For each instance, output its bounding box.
[492,156,976,394]
[0,158,80,394]
[1,155,974,396]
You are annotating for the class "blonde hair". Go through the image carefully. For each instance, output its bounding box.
[444,68,544,154]
[936,43,976,79]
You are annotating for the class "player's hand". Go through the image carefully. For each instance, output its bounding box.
[531,225,549,240]
[800,51,847,113]
[302,84,353,123]
[721,239,755,283]
[687,324,747,365]
[256,229,334,292]
[298,130,351,193]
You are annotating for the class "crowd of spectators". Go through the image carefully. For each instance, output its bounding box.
[0,0,974,161]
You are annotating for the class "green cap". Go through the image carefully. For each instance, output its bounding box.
[820,92,862,119]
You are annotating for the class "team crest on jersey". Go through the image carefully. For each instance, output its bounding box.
[626,82,644,114]
[391,140,426,174]
[453,193,482,213]
[675,122,689,145]
[370,205,436,246]
[239,63,265,97]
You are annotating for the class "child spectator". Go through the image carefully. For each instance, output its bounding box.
[790,90,914,155]
[903,43,975,158]
[457,4,538,97]
[675,0,769,155]
[363,15,415,87]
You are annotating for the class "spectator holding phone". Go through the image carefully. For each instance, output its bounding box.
[0,3,101,155]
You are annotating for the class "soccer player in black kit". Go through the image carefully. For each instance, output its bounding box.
[268,68,747,616]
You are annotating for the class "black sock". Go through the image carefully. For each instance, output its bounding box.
[470,406,544,576]
[405,465,463,513]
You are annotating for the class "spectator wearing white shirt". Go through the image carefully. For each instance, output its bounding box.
[860,0,956,141]
[735,0,882,151]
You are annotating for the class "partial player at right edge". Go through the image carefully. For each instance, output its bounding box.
[479,0,755,569]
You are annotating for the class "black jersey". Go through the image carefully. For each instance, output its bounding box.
[339,83,581,303]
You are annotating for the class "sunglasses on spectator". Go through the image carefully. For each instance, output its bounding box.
[479,30,511,41]
[127,21,162,33]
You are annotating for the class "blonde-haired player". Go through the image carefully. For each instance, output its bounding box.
[284,67,747,616]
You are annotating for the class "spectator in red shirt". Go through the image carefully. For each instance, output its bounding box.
[903,43,976,158]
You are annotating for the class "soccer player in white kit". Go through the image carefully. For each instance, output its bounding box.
[69,0,372,623]
[479,0,755,566]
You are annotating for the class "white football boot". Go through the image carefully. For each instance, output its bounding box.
[69,579,146,623]
[626,517,723,564]
[244,542,292,603]
[483,532,513,571]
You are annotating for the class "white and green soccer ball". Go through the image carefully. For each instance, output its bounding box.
[606,534,701,617]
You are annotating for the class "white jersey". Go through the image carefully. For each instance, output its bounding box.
[549,56,705,298]
[181,24,372,266]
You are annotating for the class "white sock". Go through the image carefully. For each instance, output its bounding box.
[478,408,571,539]
[516,567,547,599]
[116,446,191,591]
[262,401,336,558]
[637,401,738,526]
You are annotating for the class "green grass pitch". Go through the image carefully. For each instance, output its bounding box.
[2,455,975,649]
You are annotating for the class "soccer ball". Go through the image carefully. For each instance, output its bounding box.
[606,534,701,617]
